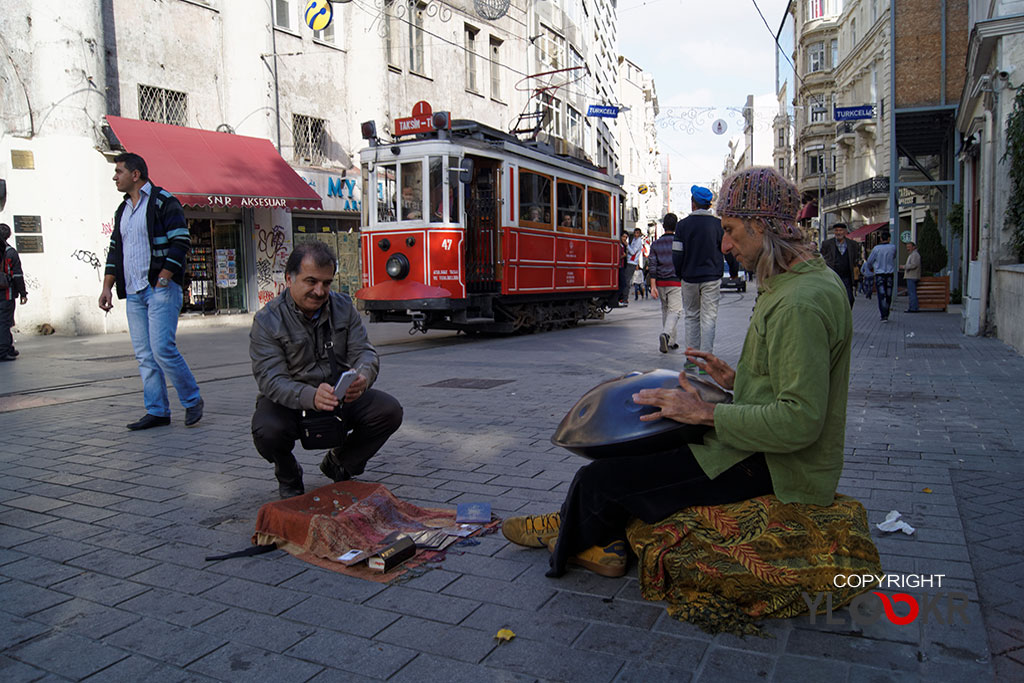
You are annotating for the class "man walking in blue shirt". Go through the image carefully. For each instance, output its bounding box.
[672,186,724,362]
[863,230,897,322]
[99,153,204,430]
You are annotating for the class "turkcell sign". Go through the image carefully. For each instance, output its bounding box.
[587,105,619,118]
[833,105,875,121]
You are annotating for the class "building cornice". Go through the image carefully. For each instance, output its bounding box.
[966,13,1024,80]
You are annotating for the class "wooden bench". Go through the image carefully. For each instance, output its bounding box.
[917,275,950,311]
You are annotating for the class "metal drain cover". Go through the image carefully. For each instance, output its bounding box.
[423,378,514,389]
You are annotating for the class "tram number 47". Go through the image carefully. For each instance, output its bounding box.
[440,239,454,250]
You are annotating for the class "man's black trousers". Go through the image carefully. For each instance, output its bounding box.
[0,300,16,357]
[547,447,773,577]
[251,390,403,488]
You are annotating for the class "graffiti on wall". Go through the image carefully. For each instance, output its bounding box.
[100,221,114,237]
[71,249,103,270]
[255,223,290,306]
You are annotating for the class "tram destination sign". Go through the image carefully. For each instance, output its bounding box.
[833,105,875,121]
[587,105,619,118]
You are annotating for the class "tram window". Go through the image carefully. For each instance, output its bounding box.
[401,161,423,220]
[519,169,552,229]
[587,189,611,237]
[556,181,584,234]
[429,156,443,223]
[377,164,397,222]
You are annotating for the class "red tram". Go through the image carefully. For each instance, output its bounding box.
[354,112,625,333]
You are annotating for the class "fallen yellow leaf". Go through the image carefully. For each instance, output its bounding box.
[495,628,516,642]
[922,487,933,493]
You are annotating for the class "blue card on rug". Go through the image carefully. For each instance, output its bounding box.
[456,502,491,524]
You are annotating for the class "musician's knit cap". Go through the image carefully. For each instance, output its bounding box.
[717,167,803,240]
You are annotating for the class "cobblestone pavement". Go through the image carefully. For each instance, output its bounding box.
[1,289,1020,682]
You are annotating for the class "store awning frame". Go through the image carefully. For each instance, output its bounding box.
[847,221,888,241]
[106,116,323,211]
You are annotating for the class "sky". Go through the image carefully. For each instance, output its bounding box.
[617,0,791,211]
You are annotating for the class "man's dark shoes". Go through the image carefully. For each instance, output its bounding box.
[0,353,15,362]
[278,482,305,499]
[319,449,351,482]
[126,414,171,430]
[8,348,18,357]
[184,398,204,426]
[659,333,670,354]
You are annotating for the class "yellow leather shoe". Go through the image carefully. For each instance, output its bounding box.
[548,538,628,577]
[501,512,561,548]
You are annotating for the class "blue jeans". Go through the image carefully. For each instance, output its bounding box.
[126,283,201,417]
[875,274,894,320]
[907,278,919,311]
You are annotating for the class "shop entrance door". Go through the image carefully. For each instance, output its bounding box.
[185,218,248,313]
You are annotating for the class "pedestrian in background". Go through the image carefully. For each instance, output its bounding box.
[615,231,631,306]
[902,241,921,312]
[860,258,875,299]
[820,223,862,307]
[1,223,28,362]
[862,230,897,322]
[99,152,204,429]
[649,213,682,353]
[673,185,724,367]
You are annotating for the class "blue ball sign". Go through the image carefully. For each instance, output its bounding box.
[304,0,333,31]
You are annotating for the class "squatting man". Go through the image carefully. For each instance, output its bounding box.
[502,167,854,578]
[249,241,403,498]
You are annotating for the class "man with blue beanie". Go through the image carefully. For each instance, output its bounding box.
[673,185,724,366]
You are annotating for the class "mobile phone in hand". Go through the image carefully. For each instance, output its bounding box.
[333,369,359,399]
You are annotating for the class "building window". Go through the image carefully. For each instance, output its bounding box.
[274,0,292,30]
[541,94,562,137]
[806,152,824,175]
[489,37,502,99]
[830,39,838,68]
[409,3,426,74]
[778,159,786,173]
[851,18,857,46]
[313,12,335,42]
[138,85,187,126]
[807,42,825,73]
[870,0,877,23]
[293,114,326,166]
[539,25,565,69]
[384,1,397,67]
[567,106,582,147]
[808,0,823,19]
[778,128,785,147]
[465,25,479,92]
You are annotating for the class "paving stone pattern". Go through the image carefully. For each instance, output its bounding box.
[1,291,1020,681]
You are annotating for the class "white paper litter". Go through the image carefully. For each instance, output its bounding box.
[876,510,915,535]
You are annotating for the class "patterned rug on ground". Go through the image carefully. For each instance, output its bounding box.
[253,481,495,583]
[626,493,882,636]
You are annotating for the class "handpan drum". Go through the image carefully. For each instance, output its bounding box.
[551,369,733,460]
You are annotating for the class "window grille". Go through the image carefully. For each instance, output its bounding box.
[293,114,327,166]
[138,85,188,126]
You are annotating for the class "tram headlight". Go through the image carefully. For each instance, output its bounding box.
[385,253,410,280]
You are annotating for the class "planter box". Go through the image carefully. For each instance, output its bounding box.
[918,275,949,311]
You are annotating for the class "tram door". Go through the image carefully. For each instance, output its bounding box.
[464,156,501,293]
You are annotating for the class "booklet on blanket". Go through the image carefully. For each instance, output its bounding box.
[456,502,491,524]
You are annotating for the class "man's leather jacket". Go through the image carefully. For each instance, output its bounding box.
[249,290,379,410]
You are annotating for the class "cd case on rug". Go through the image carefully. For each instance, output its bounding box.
[456,502,491,524]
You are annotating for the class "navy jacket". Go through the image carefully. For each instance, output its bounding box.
[104,184,191,299]
[672,211,724,284]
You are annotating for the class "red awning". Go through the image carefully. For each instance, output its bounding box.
[106,116,322,210]
[847,222,888,241]
[796,201,818,221]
